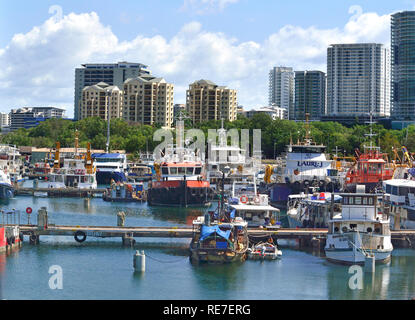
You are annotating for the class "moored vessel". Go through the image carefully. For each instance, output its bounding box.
[325,193,393,265]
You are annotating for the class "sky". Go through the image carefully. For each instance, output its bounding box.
[0,0,414,118]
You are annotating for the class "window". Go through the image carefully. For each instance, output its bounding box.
[170,167,177,175]
[368,197,374,205]
[349,197,354,205]
[186,167,194,175]
[178,167,185,175]
[344,197,349,205]
[355,197,362,205]
[362,197,367,205]
[195,167,202,174]
[162,167,168,175]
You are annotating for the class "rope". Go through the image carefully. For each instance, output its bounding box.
[143,252,189,264]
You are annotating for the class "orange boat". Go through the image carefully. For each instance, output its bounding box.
[345,146,395,192]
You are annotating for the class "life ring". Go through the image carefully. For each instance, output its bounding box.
[240,195,248,204]
[26,207,32,214]
[268,238,273,244]
[254,196,260,204]
[74,231,87,243]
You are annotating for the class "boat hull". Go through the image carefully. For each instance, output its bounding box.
[325,248,392,265]
[96,171,127,185]
[189,248,247,264]
[148,180,211,207]
[0,183,14,199]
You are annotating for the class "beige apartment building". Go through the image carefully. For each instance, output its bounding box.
[186,80,237,123]
[123,76,174,127]
[80,82,123,120]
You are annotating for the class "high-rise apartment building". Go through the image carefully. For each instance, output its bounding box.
[186,80,237,123]
[80,82,123,120]
[391,11,415,121]
[293,71,326,121]
[327,43,390,118]
[268,67,294,114]
[74,62,151,120]
[123,76,174,127]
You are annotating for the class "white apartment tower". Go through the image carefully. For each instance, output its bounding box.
[327,43,390,117]
[268,67,294,114]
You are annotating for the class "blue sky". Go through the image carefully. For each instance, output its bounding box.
[0,0,414,117]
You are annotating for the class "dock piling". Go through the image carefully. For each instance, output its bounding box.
[133,250,145,272]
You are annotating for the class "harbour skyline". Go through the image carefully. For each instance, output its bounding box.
[0,1,411,118]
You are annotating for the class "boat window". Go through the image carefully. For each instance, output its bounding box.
[343,197,349,205]
[410,188,415,195]
[362,197,367,205]
[399,187,409,197]
[170,167,178,175]
[186,167,194,175]
[378,164,382,174]
[355,197,362,205]
[162,167,168,175]
[363,164,367,174]
[195,167,202,174]
[392,186,398,196]
[385,184,392,194]
[349,197,354,205]
[368,197,374,205]
[178,167,185,175]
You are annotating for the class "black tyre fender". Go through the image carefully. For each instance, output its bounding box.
[74,231,87,243]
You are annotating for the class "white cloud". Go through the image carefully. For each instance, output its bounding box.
[181,0,240,14]
[0,7,391,118]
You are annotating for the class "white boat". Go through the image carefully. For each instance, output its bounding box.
[325,193,393,265]
[383,176,415,229]
[0,145,24,184]
[0,168,14,199]
[226,176,281,228]
[286,192,341,228]
[207,120,248,181]
[247,241,282,260]
[92,153,128,185]
[48,142,97,189]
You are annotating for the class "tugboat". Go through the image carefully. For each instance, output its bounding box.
[189,211,249,264]
[92,153,128,185]
[344,146,394,193]
[325,193,393,264]
[147,120,211,207]
[344,114,394,193]
[269,114,342,206]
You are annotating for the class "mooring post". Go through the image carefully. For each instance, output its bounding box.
[364,254,375,273]
[133,250,146,272]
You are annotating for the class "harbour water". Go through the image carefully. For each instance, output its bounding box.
[0,193,415,300]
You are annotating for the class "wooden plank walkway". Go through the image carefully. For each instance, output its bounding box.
[16,224,415,240]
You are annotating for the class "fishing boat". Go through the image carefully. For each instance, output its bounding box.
[189,212,249,264]
[226,176,281,228]
[269,114,343,206]
[0,168,14,199]
[325,193,393,265]
[247,240,282,260]
[286,192,341,228]
[147,120,211,207]
[92,153,128,185]
[47,140,97,189]
[344,113,395,193]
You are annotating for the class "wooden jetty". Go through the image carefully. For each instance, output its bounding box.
[15,186,107,197]
[13,224,415,248]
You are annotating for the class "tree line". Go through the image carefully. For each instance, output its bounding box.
[1,114,414,160]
